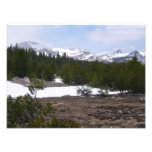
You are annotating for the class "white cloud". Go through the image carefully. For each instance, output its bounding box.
[7,25,54,48]
[87,25,145,46]
[7,25,44,45]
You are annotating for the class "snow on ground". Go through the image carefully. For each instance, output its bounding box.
[7,81,31,97]
[7,81,120,98]
[53,77,63,84]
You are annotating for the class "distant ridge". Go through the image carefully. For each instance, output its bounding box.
[15,41,145,64]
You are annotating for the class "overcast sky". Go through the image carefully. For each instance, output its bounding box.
[7,25,145,53]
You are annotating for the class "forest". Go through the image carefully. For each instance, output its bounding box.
[7,45,145,94]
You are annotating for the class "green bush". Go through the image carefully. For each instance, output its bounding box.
[7,95,56,128]
[98,89,109,97]
[77,86,92,96]
[7,95,81,128]
[47,118,80,128]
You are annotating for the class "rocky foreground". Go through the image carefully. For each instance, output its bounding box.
[39,95,145,128]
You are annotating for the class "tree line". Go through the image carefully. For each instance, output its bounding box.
[7,45,145,94]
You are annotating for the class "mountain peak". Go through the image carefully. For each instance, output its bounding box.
[18,41,45,50]
[128,50,142,56]
[25,41,40,45]
[132,50,139,53]
[113,50,122,54]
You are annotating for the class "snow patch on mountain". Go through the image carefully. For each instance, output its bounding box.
[18,41,46,50]
[16,41,145,63]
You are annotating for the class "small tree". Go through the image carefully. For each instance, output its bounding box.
[28,73,44,101]
[77,86,92,96]
[98,88,109,97]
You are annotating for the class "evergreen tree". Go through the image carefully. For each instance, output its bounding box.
[44,63,55,81]
[62,63,71,84]
[13,48,28,77]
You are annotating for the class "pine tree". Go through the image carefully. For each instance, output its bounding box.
[13,48,28,77]
[62,63,71,84]
[44,63,54,81]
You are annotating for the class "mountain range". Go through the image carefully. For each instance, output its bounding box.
[16,41,145,64]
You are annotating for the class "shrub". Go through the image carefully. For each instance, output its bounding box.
[47,118,80,128]
[28,117,80,128]
[7,95,56,128]
[77,86,92,96]
[98,89,109,97]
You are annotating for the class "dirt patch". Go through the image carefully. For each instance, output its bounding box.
[38,95,145,128]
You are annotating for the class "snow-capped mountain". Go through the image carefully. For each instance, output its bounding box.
[17,41,96,61]
[51,48,96,61]
[16,41,145,63]
[18,41,46,50]
[96,50,130,63]
[112,50,145,64]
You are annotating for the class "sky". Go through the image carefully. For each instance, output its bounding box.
[7,25,145,53]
